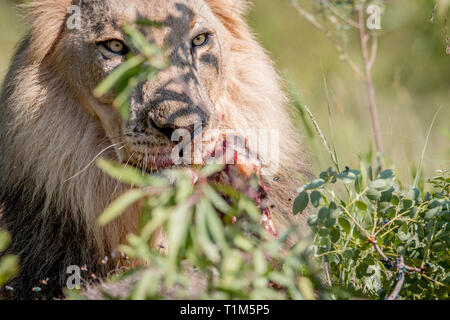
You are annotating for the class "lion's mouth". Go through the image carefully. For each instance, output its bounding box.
[123,146,176,173]
[126,159,175,173]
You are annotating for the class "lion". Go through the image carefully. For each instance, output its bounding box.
[0,0,311,300]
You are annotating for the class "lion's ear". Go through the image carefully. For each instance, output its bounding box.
[205,0,252,39]
[21,0,72,64]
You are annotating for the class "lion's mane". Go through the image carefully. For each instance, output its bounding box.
[0,0,311,299]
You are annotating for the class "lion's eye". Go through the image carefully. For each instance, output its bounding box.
[102,40,128,55]
[192,33,209,47]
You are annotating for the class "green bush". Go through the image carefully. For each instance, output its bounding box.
[297,166,449,299]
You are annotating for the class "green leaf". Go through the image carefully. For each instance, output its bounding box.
[318,228,330,237]
[130,269,158,300]
[94,55,145,97]
[336,170,359,184]
[253,250,268,275]
[123,26,166,67]
[310,191,322,208]
[366,189,382,201]
[238,196,261,222]
[330,228,340,242]
[355,201,368,211]
[324,217,337,228]
[379,169,394,180]
[168,201,193,267]
[204,185,231,214]
[233,235,253,251]
[297,179,325,193]
[343,249,354,259]
[428,200,442,209]
[140,206,170,239]
[319,171,330,182]
[98,189,147,226]
[339,218,351,233]
[297,277,315,300]
[424,208,439,220]
[380,187,394,203]
[97,158,167,187]
[400,199,414,210]
[307,214,319,227]
[396,245,406,255]
[398,230,412,242]
[407,188,421,202]
[200,164,225,177]
[135,19,164,28]
[293,191,309,215]
[205,201,229,253]
[391,195,400,205]
[369,179,391,191]
[195,199,220,263]
[318,207,329,221]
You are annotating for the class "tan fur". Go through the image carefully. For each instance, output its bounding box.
[0,0,311,299]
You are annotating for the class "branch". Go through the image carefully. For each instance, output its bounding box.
[357,4,384,168]
[387,256,405,300]
[368,34,378,70]
[291,0,364,79]
[318,0,359,28]
[291,0,327,32]
[369,239,424,300]
[369,239,422,273]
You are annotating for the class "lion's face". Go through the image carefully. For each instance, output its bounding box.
[57,0,230,170]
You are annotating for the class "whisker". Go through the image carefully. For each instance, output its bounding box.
[97,131,140,145]
[113,152,135,194]
[154,155,159,174]
[98,134,127,144]
[150,155,154,173]
[64,141,126,182]
[142,151,148,176]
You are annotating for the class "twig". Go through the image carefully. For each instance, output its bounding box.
[373,209,412,237]
[322,186,371,239]
[370,241,425,300]
[386,256,405,300]
[291,0,327,32]
[291,0,365,79]
[357,4,384,169]
[368,34,378,70]
[323,261,333,287]
[318,0,359,28]
[370,238,388,261]
[369,239,422,273]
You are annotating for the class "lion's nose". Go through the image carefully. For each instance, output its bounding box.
[149,111,208,141]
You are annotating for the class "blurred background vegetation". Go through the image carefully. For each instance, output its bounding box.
[0,0,448,184]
